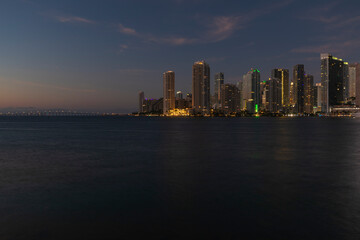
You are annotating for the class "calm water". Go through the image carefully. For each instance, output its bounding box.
[0,116,360,239]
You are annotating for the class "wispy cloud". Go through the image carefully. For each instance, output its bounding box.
[117,0,293,46]
[53,15,96,24]
[292,1,360,56]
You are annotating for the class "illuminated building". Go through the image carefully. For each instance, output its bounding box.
[349,63,360,104]
[237,81,245,110]
[271,68,289,107]
[293,64,305,114]
[350,63,360,106]
[138,91,144,113]
[289,81,296,107]
[214,72,224,109]
[242,69,260,113]
[321,53,349,113]
[313,83,323,112]
[261,80,270,111]
[221,83,240,114]
[304,74,314,114]
[192,61,210,114]
[163,71,175,115]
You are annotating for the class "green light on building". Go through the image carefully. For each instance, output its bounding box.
[255,104,258,113]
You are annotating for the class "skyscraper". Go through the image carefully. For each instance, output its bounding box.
[349,63,360,104]
[221,83,240,114]
[138,91,144,113]
[304,74,314,114]
[243,69,261,113]
[268,78,282,113]
[350,63,360,107]
[163,71,175,115]
[293,64,305,114]
[271,69,289,107]
[321,53,348,113]
[192,61,210,113]
[214,72,224,109]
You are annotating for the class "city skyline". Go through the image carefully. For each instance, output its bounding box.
[1,0,360,112]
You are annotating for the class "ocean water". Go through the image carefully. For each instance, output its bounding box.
[0,116,360,239]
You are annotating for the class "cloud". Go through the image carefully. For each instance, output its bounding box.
[118,24,138,35]
[116,0,293,46]
[54,15,95,24]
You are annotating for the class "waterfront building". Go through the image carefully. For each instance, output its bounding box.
[138,91,144,113]
[349,63,360,105]
[293,64,305,114]
[289,81,296,107]
[321,53,349,113]
[221,83,240,114]
[163,71,175,115]
[242,69,260,113]
[192,61,210,114]
[271,69,289,107]
[304,74,314,114]
[214,72,224,109]
[268,78,282,113]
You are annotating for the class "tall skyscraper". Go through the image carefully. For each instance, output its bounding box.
[315,83,323,112]
[214,72,224,109]
[221,83,240,114]
[192,61,210,113]
[138,91,144,113]
[349,63,360,104]
[163,71,175,115]
[243,69,261,113]
[350,63,360,107]
[304,74,314,114]
[293,64,305,114]
[268,78,282,113]
[321,53,349,113]
[289,81,296,107]
[271,69,289,107]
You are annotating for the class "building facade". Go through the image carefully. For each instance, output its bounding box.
[304,74,314,114]
[163,71,175,115]
[192,61,210,114]
[271,68,289,107]
[214,72,224,109]
[321,53,349,113]
[293,64,305,114]
[243,69,261,113]
[221,83,240,114]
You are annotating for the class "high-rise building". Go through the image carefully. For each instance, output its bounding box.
[289,81,296,107]
[350,63,360,107]
[138,91,144,113]
[214,72,224,109]
[243,69,261,113]
[237,81,245,110]
[321,53,349,113]
[221,83,240,114]
[293,64,305,114]
[304,74,314,114]
[268,78,282,113]
[192,61,210,113]
[349,63,360,105]
[163,71,175,115]
[314,83,323,112]
[271,69,289,107]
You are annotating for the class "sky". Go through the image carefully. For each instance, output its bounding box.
[0,0,359,112]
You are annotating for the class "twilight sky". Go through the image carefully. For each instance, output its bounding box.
[0,0,359,112]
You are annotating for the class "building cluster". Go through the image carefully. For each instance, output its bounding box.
[138,53,360,116]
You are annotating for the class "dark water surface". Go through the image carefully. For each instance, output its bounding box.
[0,116,360,239]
